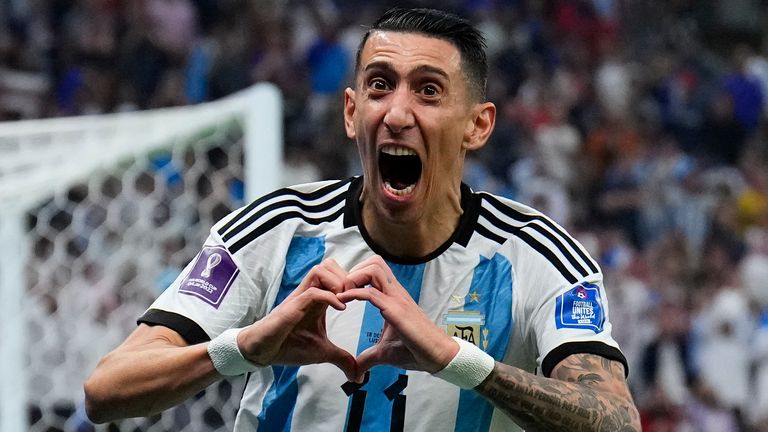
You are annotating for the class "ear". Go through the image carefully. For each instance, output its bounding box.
[462,102,496,151]
[343,87,357,140]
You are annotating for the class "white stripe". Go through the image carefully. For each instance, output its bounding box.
[479,200,598,274]
[224,199,346,248]
[477,215,585,282]
[223,181,350,238]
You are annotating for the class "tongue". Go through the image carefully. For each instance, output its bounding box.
[390,179,412,190]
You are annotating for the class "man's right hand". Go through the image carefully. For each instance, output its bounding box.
[235,258,358,381]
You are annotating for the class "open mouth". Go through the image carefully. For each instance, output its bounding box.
[379,145,422,196]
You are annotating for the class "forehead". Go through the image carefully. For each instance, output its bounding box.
[358,31,463,77]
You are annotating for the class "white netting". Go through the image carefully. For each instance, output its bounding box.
[0,83,281,431]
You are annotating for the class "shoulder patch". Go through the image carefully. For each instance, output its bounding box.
[555,282,605,333]
[179,246,239,308]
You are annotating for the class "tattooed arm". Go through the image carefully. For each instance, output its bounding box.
[475,353,640,431]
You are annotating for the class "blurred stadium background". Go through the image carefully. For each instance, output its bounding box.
[1,0,768,431]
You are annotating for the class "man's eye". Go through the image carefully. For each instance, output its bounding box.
[421,84,439,96]
[369,78,389,91]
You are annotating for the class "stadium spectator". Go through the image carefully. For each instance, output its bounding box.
[753,306,768,428]
[722,44,764,133]
[700,89,749,167]
[637,298,696,431]
[117,0,214,109]
[691,287,753,429]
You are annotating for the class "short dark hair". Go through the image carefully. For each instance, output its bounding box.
[354,8,488,101]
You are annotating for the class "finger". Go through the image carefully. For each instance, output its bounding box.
[294,264,348,296]
[347,265,393,292]
[359,255,398,283]
[325,344,358,382]
[311,265,346,292]
[320,259,355,293]
[324,260,359,293]
[348,255,381,273]
[293,287,348,311]
[336,287,386,308]
[355,345,386,377]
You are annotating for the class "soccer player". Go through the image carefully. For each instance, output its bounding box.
[84,8,640,431]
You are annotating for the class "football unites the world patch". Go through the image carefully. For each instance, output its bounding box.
[555,282,605,333]
[179,245,239,308]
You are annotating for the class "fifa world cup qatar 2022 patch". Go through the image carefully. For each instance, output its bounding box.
[555,282,605,333]
[179,246,239,308]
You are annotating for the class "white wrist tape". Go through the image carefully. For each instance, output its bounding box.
[433,337,495,389]
[207,328,260,376]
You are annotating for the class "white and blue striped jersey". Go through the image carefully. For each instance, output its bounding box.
[139,177,627,431]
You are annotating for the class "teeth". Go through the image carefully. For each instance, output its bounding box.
[381,145,417,156]
[384,181,415,196]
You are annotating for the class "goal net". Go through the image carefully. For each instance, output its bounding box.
[0,83,282,432]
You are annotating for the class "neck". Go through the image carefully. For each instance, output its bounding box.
[360,184,464,259]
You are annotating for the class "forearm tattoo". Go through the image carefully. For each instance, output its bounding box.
[476,354,640,431]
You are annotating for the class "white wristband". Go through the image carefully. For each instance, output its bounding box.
[433,337,495,389]
[207,328,260,376]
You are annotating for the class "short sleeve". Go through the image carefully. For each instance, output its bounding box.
[513,250,628,377]
[138,227,276,343]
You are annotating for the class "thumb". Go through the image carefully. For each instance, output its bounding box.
[354,345,385,380]
[325,344,358,382]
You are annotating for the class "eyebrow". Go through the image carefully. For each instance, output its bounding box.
[363,61,450,81]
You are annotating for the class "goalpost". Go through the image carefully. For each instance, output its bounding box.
[0,83,282,432]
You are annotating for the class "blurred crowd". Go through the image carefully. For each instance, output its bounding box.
[4,0,768,430]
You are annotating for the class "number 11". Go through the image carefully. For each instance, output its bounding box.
[341,373,409,432]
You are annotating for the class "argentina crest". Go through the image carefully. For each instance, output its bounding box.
[443,310,489,350]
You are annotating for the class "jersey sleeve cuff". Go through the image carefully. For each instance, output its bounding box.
[137,308,211,344]
[541,341,629,378]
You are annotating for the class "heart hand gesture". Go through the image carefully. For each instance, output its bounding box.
[338,256,459,381]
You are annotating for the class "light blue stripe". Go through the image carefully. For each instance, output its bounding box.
[445,316,485,325]
[388,262,424,306]
[257,236,326,432]
[256,366,300,432]
[454,254,514,432]
[344,261,425,431]
[273,236,327,306]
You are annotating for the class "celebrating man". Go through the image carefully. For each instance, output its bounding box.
[85,8,640,431]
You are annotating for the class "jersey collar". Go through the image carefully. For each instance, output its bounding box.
[343,176,480,264]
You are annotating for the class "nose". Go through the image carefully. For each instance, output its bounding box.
[383,88,415,134]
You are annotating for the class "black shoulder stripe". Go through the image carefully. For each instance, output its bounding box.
[478,209,579,284]
[480,206,590,279]
[474,221,507,245]
[480,193,599,274]
[217,188,290,236]
[137,309,210,344]
[541,342,629,378]
[228,205,346,254]
[221,188,348,242]
[217,178,353,237]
